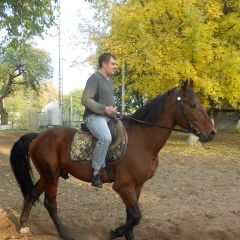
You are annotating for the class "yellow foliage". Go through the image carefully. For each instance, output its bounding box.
[205,2,223,19]
[82,0,240,110]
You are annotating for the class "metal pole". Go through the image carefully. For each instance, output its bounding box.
[58,0,63,125]
[70,95,72,127]
[27,96,30,129]
[121,62,125,114]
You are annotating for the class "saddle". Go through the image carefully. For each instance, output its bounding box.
[70,119,127,164]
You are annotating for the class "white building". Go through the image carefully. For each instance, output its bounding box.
[42,101,63,126]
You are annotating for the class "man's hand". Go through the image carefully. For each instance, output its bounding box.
[105,106,117,115]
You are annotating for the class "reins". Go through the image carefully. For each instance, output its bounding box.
[121,90,201,136]
[122,115,190,133]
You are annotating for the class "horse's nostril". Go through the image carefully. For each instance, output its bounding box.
[210,130,216,138]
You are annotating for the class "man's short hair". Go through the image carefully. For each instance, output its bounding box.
[98,53,117,68]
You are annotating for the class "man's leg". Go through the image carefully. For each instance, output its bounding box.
[86,116,112,188]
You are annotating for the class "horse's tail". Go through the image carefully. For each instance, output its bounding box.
[10,132,39,201]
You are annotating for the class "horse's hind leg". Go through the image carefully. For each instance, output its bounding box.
[44,176,74,240]
[20,179,44,233]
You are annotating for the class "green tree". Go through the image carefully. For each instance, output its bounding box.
[0,0,94,51]
[39,81,59,106]
[0,43,53,124]
[5,82,58,129]
[0,0,59,51]
[4,90,25,128]
[63,89,84,126]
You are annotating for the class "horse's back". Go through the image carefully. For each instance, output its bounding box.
[29,126,76,165]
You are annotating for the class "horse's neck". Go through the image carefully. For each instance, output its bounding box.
[132,121,174,156]
[148,126,173,154]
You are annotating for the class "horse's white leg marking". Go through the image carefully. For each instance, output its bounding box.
[20,227,31,234]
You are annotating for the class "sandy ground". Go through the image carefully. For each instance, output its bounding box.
[0,131,240,240]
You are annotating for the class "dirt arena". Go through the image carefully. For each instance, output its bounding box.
[0,131,239,240]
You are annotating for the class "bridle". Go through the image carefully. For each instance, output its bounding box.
[176,90,200,136]
[122,90,201,137]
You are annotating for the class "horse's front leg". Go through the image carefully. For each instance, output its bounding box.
[124,208,136,240]
[124,191,141,240]
[20,179,44,233]
[109,186,142,240]
[109,203,141,240]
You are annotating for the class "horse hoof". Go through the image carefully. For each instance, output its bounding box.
[125,232,135,240]
[60,234,75,240]
[109,230,118,240]
[20,227,31,234]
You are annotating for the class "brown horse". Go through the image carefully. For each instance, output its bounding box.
[10,81,216,240]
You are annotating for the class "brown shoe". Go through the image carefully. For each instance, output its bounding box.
[92,174,102,188]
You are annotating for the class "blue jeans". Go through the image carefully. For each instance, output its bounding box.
[86,116,112,171]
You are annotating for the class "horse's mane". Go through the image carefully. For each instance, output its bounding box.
[124,88,177,130]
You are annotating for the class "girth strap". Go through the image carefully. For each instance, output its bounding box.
[104,161,115,182]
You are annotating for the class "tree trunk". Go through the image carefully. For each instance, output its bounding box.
[237,120,240,129]
[209,99,215,125]
[0,98,8,125]
[209,107,215,125]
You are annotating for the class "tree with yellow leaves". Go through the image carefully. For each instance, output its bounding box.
[77,0,240,115]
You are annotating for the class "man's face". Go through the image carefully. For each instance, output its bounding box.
[103,57,118,77]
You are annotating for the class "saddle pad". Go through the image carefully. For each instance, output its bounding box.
[70,121,127,164]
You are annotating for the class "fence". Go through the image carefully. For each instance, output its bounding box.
[2,108,239,131]
[7,110,83,130]
[214,109,240,131]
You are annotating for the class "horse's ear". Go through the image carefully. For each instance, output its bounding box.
[189,79,194,88]
[181,80,189,91]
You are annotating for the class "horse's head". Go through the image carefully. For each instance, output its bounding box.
[176,80,216,142]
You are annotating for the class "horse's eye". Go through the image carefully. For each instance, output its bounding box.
[190,104,196,108]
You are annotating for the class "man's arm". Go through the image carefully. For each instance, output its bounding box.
[81,76,106,115]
